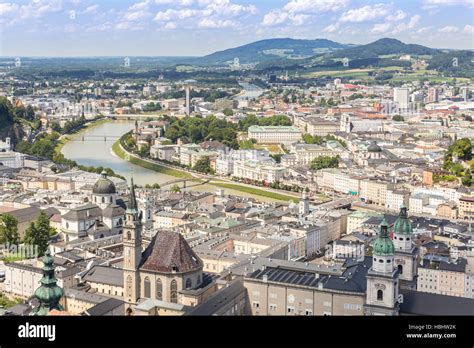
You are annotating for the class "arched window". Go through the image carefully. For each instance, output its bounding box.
[110,197,113,203]
[144,277,151,298]
[170,279,178,303]
[377,289,383,301]
[102,197,105,203]
[127,231,131,240]
[185,278,192,289]
[397,265,403,275]
[197,275,201,285]
[156,279,162,300]
[118,218,123,226]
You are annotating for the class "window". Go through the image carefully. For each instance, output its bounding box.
[156,279,162,300]
[144,277,151,298]
[323,301,331,307]
[170,279,178,303]
[397,265,403,275]
[185,278,192,289]
[377,289,384,301]
[305,310,313,316]
[287,307,295,314]
[252,302,260,308]
[269,304,277,311]
[127,231,131,240]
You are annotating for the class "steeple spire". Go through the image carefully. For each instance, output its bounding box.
[127,178,138,214]
[31,250,64,316]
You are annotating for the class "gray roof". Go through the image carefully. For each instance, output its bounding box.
[83,265,123,287]
[62,203,102,221]
[186,280,246,316]
[83,298,124,316]
[400,290,474,316]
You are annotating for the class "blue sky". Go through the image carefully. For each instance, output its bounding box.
[0,0,473,56]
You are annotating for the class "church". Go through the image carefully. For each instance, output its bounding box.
[122,179,204,315]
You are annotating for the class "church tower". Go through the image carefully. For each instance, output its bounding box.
[365,218,400,316]
[392,203,418,289]
[123,179,142,315]
[299,191,309,217]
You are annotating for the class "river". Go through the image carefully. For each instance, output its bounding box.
[61,120,282,202]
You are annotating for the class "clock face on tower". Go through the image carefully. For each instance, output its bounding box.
[288,294,295,304]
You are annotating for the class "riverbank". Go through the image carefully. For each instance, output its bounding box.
[112,140,194,179]
[55,117,112,155]
[112,137,300,202]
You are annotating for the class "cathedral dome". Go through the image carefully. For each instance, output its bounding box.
[93,171,116,195]
[373,218,395,256]
[367,141,382,153]
[393,204,412,235]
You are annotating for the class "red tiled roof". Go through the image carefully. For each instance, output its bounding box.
[140,231,202,274]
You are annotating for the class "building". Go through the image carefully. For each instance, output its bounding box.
[417,258,467,297]
[458,196,474,219]
[393,87,409,109]
[392,204,418,290]
[365,218,400,315]
[427,87,439,103]
[122,180,204,315]
[248,126,302,145]
[60,172,125,241]
[243,258,368,316]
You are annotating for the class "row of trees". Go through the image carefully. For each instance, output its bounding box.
[0,212,55,257]
[310,156,340,170]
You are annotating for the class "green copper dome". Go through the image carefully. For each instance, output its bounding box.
[367,141,382,153]
[31,250,64,316]
[373,218,395,256]
[393,203,412,235]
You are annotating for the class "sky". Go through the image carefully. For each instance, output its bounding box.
[0,0,473,57]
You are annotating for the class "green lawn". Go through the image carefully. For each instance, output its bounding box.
[209,181,300,202]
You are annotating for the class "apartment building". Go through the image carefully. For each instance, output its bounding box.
[417,258,467,297]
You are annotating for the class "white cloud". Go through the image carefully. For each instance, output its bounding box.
[18,0,63,20]
[129,0,151,11]
[198,18,238,28]
[84,5,99,14]
[0,3,19,16]
[283,0,349,13]
[438,25,459,33]
[323,23,340,33]
[164,21,177,29]
[391,14,421,34]
[423,0,474,8]
[386,10,407,22]
[124,10,151,21]
[464,24,474,34]
[262,9,288,26]
[340,4,390,23]
[262,0,348,27]
[371,23,392,34]
[153,0,256,30]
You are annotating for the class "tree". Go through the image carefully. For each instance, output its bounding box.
[0,214,19,245]
[302,134,323,145]
[24,212,54,257]
[392,115,404,122]
[223,108,233,116]
[139,144,150,158]
[170,184,181,193]
[310,156,339,170]
[193,156,213,174]
[239,139,255,149]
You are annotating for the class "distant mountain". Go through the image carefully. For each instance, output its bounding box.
[193,38,349,65]
[332,38,438,59]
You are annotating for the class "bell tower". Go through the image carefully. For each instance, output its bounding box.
[365,218,400,316]
[392,203,418,289]
[123,178,142,315]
